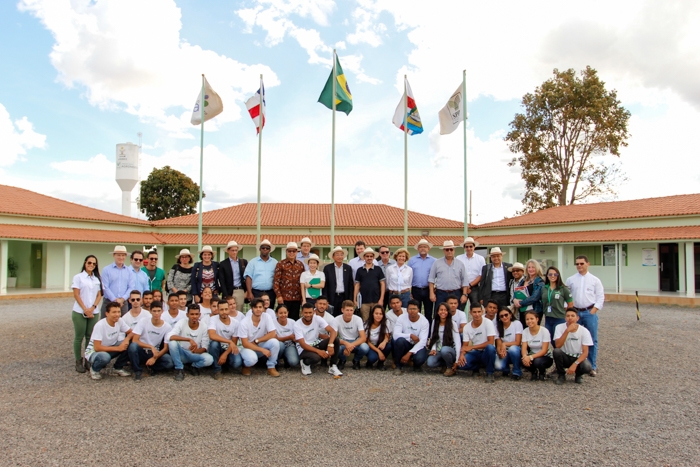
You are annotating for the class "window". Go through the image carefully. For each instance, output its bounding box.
[574,246,602,266]
[516,247,531,265]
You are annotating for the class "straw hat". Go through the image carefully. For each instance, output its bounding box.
[305,253,321,265]
[112,245,127,254]
[362,247,377,258]
[439,240,457,249]
[226,240,239,250]
[463,237,479,247]
[199,245,214,254]
[285,242,299,251]
[258,239,276,253]
[508,262,525,272]
[175,248,193,260]
[414,239,433,250]
[299,237,314,248]
[327,246,348,260]
[489,247,503,255]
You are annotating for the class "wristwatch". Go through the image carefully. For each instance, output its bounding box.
[328,344,334,348]
[254,339,259,344]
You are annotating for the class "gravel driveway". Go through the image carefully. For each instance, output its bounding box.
[1,298,698,466]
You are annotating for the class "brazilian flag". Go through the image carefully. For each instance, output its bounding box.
[318,55,353,115]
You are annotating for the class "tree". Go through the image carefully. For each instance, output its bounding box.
[505,66,631,214]
[139,166,204,220]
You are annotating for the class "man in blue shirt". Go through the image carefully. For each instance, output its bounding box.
[101,245,135,317]
[129,250,150,295]
[244,239,279,308]
[407,239,436,323]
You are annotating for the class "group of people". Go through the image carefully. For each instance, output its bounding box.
[71,236,603,385]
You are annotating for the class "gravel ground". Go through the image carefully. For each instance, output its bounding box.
[1,298,698,466]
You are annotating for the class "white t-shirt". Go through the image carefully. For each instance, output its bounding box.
[368,324,382,346]
[392,313,430,354]
[198,304,212,318]
[386,308,406,333]
[162,309,187,327]
[522,326,552,357]
[450,310,467,332]
[300,270,326,298]
[294,315,331,355]
[237,313,277,342]
[316,312,337,331]
[274,318,296,339]
[497,320,523,343]
[71,271,102,314]
[85,318,130,359]
[208,315,240,342]
[167,319,210,350]
[429,322,461,354]
[120,309,151,340]
[229,310,245,323]
[554,323,593,357]
[132,319,172,349]
[333,314,364,342]
[265,308,276,321]
[462,319,497,347]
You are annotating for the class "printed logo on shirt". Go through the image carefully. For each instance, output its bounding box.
[148,330,161,336]
[473,331,483,337]
[107,330,118,338]
[568,336,579,341]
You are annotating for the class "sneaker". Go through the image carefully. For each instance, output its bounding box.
[113,368,132,377]
[212,371,223,381]
[352,361,360,370]
[443,368,456,377]
[174,369,184,381]
[485,374,495,383]
[89,368,102,380]
[589,370,597,377]
[328,364,343,377]
[554,375,566,385]
[300,361,312,376]
[337,360,346,371]
[75,360,86,373]
[189,366,200,377]
[267,368,280,377]
[510,375,521,381]
[575,375,584,384]
[134,372,142,381]
[242,366,252,376]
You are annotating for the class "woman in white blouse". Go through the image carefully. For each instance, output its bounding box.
[520,310,553,381]
[385,248,413,308]
[426,303,461,376]
[71,255,103,373]
[494,307,523,380]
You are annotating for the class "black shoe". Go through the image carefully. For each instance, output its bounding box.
[75,359,86,373]
[485,374,494,383]
[147,366,155,377]
[510,375,521,381]
[377,362,387,371]
[554,375,566,385]
[365,361,374,369]
[502,372,510,378]
[575,375,583,384]
[189,366,200,376]
[134,372,142,381]
[538,373,546,381]
[413,366,423,373]
[338,361,346,371]
[174,369,184,381]
[530,371,538,381]
[352,361,360,370]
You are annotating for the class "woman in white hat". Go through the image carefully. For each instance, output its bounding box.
[191,245,221,303]
[507,262,525,322]
[300,254,325,308]
[167,249,194,303]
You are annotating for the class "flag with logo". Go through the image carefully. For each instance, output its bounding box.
[245,83,266,134]
[392,79,423,135]
[318,54,353,115]
[438,84,464,135]
[190,76,223,125]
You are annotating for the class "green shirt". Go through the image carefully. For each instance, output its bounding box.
[542,284,572,319]
[141,266,166,292]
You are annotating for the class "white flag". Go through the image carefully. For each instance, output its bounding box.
[438,84,464,135]
[190,76,223,125]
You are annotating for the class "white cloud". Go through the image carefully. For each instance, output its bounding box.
[0,104,47,167]
[18,0,280,138]
[346,1,387,47]
[50,153,113,177]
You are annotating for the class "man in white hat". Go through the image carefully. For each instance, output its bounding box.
[408,239,436,324]
[354,247,385,321]
[101,245,136,318]
[479,247,513,309]
[273,242,306,320]
[219,240,248,312]
[296,237,314,271]
[244,239,278,308]
[348,240,379,278]
[428,240,469,322]
[455,237,485,310]
[323,246,354,315]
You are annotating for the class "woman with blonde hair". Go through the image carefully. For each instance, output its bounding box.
[512,259,545,323]
[386,248,413,308]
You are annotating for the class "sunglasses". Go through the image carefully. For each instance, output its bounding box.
[260,246,271,250]
[575,262,585,266]
[380,251,390,254]
[547,273,559,277]
[444,248,454,251]
[499,313,510,318]
[132,258,143,262]
[129,298,141,302]
[148,257,157,260]
[85,261,96,266]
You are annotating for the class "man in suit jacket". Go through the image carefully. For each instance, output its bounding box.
[323,246,354,316]
[479,247,513,309]
[219,240,248,312]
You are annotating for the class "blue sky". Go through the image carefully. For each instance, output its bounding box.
[1,0,699,224]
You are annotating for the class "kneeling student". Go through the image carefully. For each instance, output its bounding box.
[427,302,461,376]
[494,307,523,380]
[457,304,497,383]
[163,293,187,326]
[294,303,343,377]
[334,300,369,370]
[208,300,243,380]
[392,299,430,374]
[167,304,213,381]
[274,304,299,368]
[446,295,467,335]
[127,301,174,381]
[520,310,553,381]
[84,301,133,380]
[238,298,281,377]
[365,304,391,370]
[553,309,593,384]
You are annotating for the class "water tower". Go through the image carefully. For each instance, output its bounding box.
[115,142,139,216]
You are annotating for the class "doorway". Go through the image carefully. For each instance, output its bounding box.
[30,243,43,288]
[659,243,679,292]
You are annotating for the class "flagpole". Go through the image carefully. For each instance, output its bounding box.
[256,74,263,247]
[197,74,205,252]
[462,69,468,239]
[403,75,408,249]
[330,50,337,251]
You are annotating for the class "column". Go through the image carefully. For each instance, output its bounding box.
[157,250,164,270]
[557,245,564,271]
[679,244,686,294]
[0,240,7,295]
[63,244,71,291]
[508,247,516,265]
[686,242,695,297]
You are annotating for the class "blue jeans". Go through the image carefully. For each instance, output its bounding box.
[277,342,300,367]
[459,345,496,375]
[89,347,129,372]
[544,317,566,345]
[398,291,410,308]
[577,310,599,369]
[427,346,457,368]
[367,341,392,365]
[168,341,214,370]
[495,345,522,376]
[338,342,370,363]
[392,337,428,369]
[240,339,280,368]
[127,342,174,373]
[208,341,243,373]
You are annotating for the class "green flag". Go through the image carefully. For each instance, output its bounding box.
[318,56,353,115]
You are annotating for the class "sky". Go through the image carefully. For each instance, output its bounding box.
[1,0,699,225]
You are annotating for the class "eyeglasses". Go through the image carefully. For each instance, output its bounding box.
[85,261,96,266]
[443,248,454,252]
[575,262,585,266]
[129,298,141,302]
[260,246,271,250]
[133,258,143,262]
[547,273,559,277]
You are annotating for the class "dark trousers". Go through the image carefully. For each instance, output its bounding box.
[127,343,174,373]
[282,300,301,320]
[252,289,276,309]
[553,348,592,376]
[300,336,340,366]
[489,291,509,309]
[411,286,434,323]
[330,293,347,316]
[524,356,553,373]
[458,287,480,311]
[392,337,428,370]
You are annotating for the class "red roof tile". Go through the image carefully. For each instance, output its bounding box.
[0,184,149,225]
[153,203,466,229]
[0,224,161,244]
[477,194,700,228]
[155,234,466,247]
